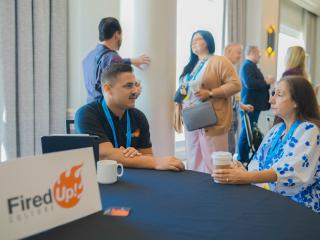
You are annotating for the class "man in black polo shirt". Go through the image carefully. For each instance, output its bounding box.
[75,63,184,171]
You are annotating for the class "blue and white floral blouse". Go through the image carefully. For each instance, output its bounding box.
[248,121,320,213]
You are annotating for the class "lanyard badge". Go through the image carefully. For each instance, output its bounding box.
[263,120,301,168]
[186,60,206,82]
[180,60,207,101]
[102,99,132,148]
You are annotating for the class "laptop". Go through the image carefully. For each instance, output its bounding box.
[41,135,100,162]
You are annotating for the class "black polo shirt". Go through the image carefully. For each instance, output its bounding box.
[75,98,152,149]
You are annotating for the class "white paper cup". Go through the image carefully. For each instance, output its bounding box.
[139,63,149,71]
[97,160,124,184]
[211,152,232,183]
[211,151,232,170]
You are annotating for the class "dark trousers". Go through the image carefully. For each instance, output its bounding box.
[237,110,260,163]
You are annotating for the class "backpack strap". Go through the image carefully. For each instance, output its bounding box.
[95,48,113,66]
[94,48,114,92]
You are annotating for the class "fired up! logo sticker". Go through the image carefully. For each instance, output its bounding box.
[53,163,84,208]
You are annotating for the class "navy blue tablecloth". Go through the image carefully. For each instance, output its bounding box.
[28,169,320,240]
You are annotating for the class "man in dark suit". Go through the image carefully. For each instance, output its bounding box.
[237,46,274,163]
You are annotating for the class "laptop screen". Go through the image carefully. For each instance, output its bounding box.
[41,135,100,162]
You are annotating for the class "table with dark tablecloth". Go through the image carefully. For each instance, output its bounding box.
[28,168,320,240]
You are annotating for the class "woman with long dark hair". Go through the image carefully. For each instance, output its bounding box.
[174,30,241,173]
[213,76,320,213]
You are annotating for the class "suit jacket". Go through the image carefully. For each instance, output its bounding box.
[240,59,270,111]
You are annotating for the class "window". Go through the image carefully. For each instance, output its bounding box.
[276,25,305,80]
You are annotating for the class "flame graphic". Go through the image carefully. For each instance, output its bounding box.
[132,128,141,138]
[53,163,84,208]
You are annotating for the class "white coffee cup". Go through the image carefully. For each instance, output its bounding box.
[211,151,232,170]
[97,160,124,184]
[212,152,232,183]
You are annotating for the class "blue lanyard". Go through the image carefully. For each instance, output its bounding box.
[186,60,207,81]
[264,120,301,167]
[101,99,131,148]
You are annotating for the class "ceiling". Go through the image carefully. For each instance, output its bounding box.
[291,0,320,16]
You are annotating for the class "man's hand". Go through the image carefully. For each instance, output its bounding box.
[120,146,142,158]
[154,156,185,171]
[131,54,151,69]
[240,103,254,112]
[265,75,275,85]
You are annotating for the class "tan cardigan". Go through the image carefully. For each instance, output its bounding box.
[175,55,241,136]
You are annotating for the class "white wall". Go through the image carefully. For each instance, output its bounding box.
[246,0,280,78]
[67,0,120,116]
[246,0,263,47]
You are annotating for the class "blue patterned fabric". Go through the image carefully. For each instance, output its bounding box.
[248,121,320,213]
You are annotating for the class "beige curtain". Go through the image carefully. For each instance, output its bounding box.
[0,0,67,160]
[224,0,247,46]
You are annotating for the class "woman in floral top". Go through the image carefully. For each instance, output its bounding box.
[212,76,320,213]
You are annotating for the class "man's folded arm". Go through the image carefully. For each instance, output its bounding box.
[99,142,184,171]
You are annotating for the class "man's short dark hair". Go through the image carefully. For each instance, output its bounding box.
[101,64,133,84]
[98,17,122,41]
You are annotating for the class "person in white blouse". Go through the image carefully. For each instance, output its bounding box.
[212,76,320,213]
